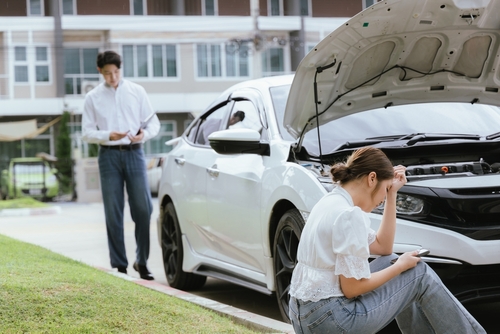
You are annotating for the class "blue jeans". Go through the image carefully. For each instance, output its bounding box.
[98,146,153,269]
[289,255,485,334]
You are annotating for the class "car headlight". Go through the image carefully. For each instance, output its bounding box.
[373,194,425,215]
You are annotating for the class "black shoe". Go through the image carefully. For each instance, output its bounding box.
[133,262,154,280]
[117,266,127,274]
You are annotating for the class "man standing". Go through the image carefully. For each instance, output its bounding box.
[82,51,160,280]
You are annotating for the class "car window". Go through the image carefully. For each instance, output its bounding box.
[186,118,202,143]
[226,100,263,134]
[195,103,231,146]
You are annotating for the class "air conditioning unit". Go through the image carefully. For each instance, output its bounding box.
[81,80,99,94]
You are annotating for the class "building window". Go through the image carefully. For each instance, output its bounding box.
[131,0,146,15]
[183,119,192,133]
[152,45,177,77]
[14,47,28,83]
[13,45,51,84]
[123,45,148,77]
[197,43,250,78]
[197,44,220,77]
[225,43,249,77]
[28,0,43,16]
[145,121,176,155]
[262,47,285,76]
[62,0,76,15]
[123,44,178,78]
[363,0,381,9]
[202,0,217,15]
[35,47,50,82]
[269,0,282,16]
[300,0,309,16]
[64,48,99,95]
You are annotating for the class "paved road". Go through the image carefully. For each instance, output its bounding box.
[0,199,498,333]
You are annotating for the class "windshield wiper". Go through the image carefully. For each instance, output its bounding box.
[404,133,481,146]
[366,134,408,141]
[334,139,388,151]
[486,131,500,140]
[334,135,410,151]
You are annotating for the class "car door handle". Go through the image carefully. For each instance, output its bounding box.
[206,164,219,178]
[174,157,185,166]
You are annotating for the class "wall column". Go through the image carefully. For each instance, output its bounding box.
[51,0,64,97]
[170,0,185,15]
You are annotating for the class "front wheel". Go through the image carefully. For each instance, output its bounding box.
[273,209,304,323]
[161,202,206,290]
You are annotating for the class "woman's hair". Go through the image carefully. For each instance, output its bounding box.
[96,51,121,69]
[330,147,393,184]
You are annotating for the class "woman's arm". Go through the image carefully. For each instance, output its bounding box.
[340,251,419,298]
[369,166,407,255]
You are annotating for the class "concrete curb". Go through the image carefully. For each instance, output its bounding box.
[0,205,62,217]
[99,267,294,334]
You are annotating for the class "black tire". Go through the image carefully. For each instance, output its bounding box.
[161,202,206,290]
[273,208,305,323]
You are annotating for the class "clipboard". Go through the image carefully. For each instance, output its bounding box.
[136,112,156,135]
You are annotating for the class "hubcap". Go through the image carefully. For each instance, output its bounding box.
[162,209,179,282]
[275,223,300,320]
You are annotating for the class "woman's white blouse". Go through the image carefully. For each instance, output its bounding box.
[289,186,377,302]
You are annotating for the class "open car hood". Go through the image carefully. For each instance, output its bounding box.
[284,0,500,140]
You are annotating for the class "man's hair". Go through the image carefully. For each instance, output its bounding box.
[234,111,245,121]
[96,51,121,69]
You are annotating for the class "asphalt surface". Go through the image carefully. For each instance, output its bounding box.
[1,198,498,333]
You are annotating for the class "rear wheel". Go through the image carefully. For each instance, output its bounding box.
[161,202,206,290]
[273,209,304,323]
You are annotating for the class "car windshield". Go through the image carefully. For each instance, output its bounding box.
[302,103,500,156]
[270,84,500,156]
[270,84,295,141]
[13,163,46,174]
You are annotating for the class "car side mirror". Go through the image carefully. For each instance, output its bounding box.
[208,129,270,156]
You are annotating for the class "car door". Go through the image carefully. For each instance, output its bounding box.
[168,102,232,259]
[205,96,268,273]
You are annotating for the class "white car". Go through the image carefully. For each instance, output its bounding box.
[146,156,164,196]
[157,0,500,322]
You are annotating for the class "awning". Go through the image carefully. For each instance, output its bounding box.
[0,117,60,142]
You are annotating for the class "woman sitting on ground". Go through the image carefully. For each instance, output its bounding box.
[288,146,485,334]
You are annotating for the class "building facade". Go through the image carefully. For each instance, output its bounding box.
[0,0,372,165]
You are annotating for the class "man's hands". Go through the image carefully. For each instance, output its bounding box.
[109,131,129,141]
[128,129,144,143]
[108,129,144,143]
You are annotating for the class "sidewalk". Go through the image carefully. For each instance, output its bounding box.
[0,199,293,334]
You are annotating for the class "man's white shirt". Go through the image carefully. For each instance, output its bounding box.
[82,79,160,145]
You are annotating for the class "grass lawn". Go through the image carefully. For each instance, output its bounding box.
[0,234,262,333]
[0,197,49,209]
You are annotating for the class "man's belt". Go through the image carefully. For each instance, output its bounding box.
[100,144,142,151]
